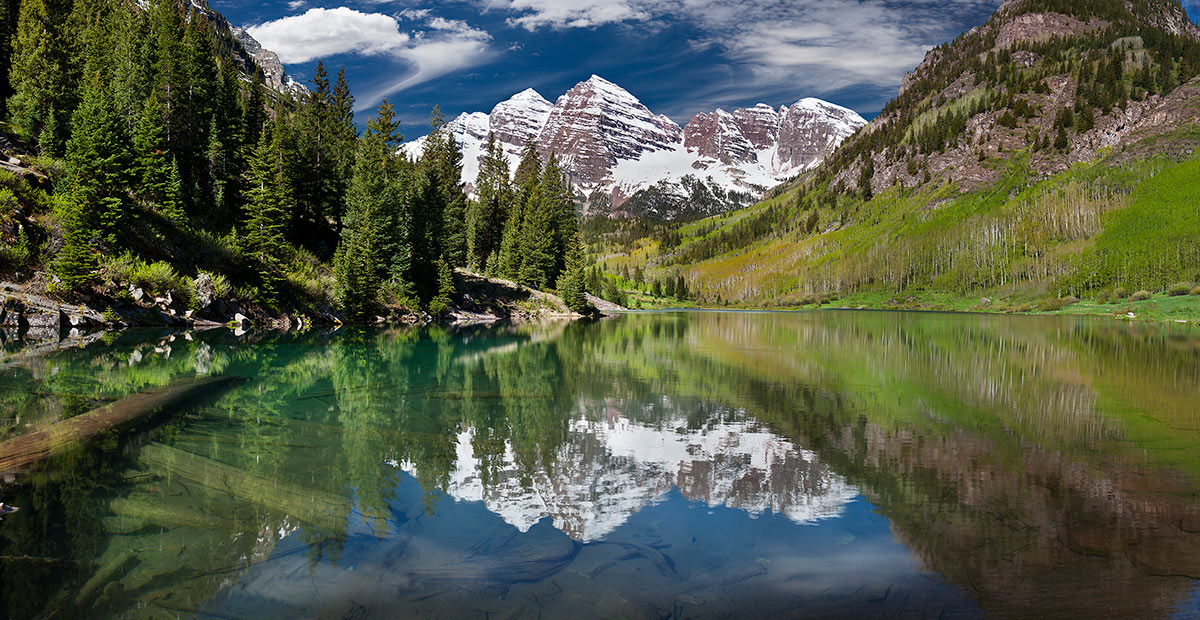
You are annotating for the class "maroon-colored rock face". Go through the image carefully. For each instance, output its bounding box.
[536,75,683,189]
[732,104,783,151]
[684,110,757,165]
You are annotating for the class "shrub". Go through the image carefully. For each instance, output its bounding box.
[1112,287,1129,299]
[1191,285,1200,296]
[1131,290,1153,301]
[1167,282,1193,296]
[1095,291,1109,304]
[1038,296,1078,312]
[102,254,197,307]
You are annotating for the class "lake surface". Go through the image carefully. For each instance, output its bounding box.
[2,311,1200,619]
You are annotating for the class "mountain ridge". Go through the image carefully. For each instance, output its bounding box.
[402,75,865,220]
[594,0,1200,309]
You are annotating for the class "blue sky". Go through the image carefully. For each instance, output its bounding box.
[213,1,1200,136]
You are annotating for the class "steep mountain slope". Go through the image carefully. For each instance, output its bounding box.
[402,76,865,220]
[600,0,1200,307]
[186,0,305,95]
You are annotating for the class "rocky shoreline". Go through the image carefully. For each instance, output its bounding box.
[0,270,612,347]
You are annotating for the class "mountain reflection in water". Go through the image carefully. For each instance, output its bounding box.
[0,311,1198,619]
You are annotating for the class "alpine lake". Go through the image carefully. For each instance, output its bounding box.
[1,310,1199,620]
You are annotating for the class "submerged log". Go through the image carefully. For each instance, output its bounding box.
[138,443,350,529]
[0,375,239,473]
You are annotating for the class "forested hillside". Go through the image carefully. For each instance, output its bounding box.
[594,0,1200,315]
[0,0,591,326]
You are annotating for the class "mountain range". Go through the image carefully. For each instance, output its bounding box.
[610,0,1200,307]
[402,76,865,219]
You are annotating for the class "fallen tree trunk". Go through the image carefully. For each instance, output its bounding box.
[0,375,239,472]
[138,443,350,530]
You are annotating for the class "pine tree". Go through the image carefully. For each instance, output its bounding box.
[109,3,151,132]
[133,92,184,224]
[334,100,408,319]
[428,257,455,316]
[424,108,468,267]
[1054,126,1069,151]
[497,189,527,280]
[329,67,358,227]
[0,0,19,119]
[467,133,511,270]
[497,143,541,279]
[293,61,345,251]
[518,190,557,289]
[66,67,133,247]
[408,162,444,302]
[242,122,292,304]
[542,153,576,279]
[859,157,874,201]
[8,0,70,147]
[556,232,589,313]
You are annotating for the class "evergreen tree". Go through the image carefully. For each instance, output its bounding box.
[0,0,20,118]
[208,66,246,225]
[407,162,444,302]
[556,232,589,313]
[180,14,218,207]
[329,67,358,227]
[497,143,541,279]
[241,122,292,304]
[8,0,70,148]
[542,153,576,279]
[293,61,346,252]
[467,133,511,270]
[133,92,184,224]
[518,188,557,289]
[66,67,133,247]
[428,257,456,316]
[1054,126,1069,151]
[334,100,408,319]
[422,107,468,267]
[110,3,152,132]
[242,72,268,155]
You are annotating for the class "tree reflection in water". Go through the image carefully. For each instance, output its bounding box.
[0,313,1198,619]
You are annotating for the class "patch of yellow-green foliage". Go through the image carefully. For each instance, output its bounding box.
[597,150,1200,321]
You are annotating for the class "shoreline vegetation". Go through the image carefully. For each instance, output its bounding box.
[0,0,596,330]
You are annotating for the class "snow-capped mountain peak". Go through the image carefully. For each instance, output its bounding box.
[401,76,866,218]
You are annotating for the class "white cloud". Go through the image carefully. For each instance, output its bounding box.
[286,0,306,10]
[246,7,409,63]
[246,6,494,111]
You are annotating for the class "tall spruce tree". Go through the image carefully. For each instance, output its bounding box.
[0,0,19,119]
[467,133,511,271]
[133,92,184,224]
[542,153,576,278]
[293,61,344,252]
[498,143,541,280]
[8,0,71,150]
[334,100,408,319]
[556,232,589,313]
[423,107,468,267]
[407,162,444,302]
[241,122,292,304]
[55,62,133,289]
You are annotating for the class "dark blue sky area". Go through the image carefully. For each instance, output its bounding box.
[213,1,1200,136]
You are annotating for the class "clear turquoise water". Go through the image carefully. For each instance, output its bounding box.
[1,311,1199,619]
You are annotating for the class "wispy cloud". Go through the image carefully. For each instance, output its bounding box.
[486,0,1002,104]
[246,6,494,111]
